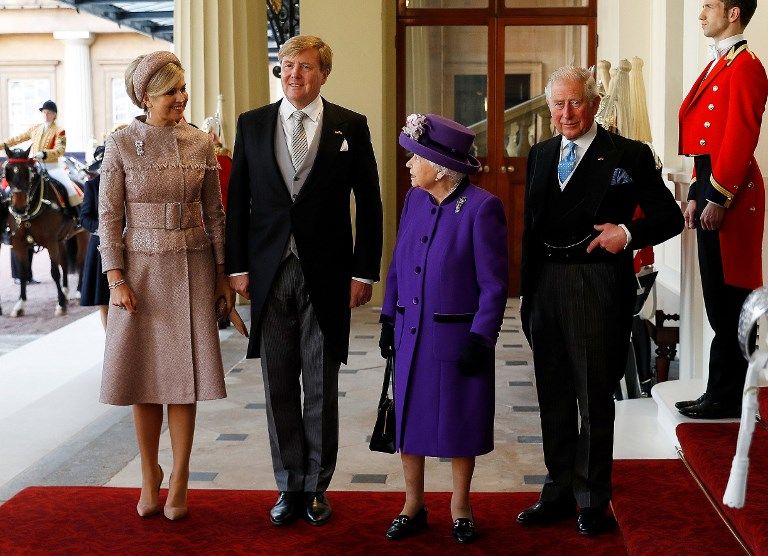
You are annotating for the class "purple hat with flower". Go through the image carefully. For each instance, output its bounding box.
[398,113,481,175]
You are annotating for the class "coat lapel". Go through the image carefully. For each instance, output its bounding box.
[530,135,560,226]
[297,99,347,201]
[259,100,291,201]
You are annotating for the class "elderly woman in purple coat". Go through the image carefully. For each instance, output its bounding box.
[379,114,508,544]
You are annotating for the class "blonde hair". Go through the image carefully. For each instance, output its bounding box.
[278,35,333,76]
[125,55,185,109]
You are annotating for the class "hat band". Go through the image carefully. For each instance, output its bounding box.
[417,134,473,164]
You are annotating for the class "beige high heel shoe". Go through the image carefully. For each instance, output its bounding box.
[163,473,188,521]
[136,465,164,518]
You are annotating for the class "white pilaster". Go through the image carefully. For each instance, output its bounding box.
[53,31,94,154]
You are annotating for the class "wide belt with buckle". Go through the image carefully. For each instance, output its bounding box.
[125,201,203,230]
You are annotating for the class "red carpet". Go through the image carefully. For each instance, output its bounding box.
[612,459,743,555]
[677,422,768,556]
[0,488,626,555]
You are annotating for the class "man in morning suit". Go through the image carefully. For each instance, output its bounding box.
[517,67,684,535]
[676,0,767,419]
[225,35,383,526]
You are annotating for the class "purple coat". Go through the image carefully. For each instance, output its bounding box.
[381,180,508,457]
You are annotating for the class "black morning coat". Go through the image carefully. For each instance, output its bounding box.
[520,125,685,334]
[225,99,383,364]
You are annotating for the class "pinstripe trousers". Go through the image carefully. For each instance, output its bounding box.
[529,261,631,509]
[260,255,341,493]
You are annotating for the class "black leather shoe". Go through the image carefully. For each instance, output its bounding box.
[674,393,707,410]
[576,507,617,536]
[452,518,477,544]
[678,398,741,419]
[269,492,301,526]
[516,500,575,525]
[385,507,428,540]
[304,492,332,526]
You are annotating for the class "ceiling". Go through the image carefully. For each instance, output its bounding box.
[56,1,173,42]
[55,0,283,61]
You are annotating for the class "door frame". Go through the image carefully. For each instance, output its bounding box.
[395,0,597,295]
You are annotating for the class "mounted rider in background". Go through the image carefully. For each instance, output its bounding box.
[2,100,81,222]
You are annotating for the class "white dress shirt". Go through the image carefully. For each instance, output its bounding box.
[705,33,745,77]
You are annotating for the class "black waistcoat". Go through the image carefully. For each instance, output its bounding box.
[540,160,598,248]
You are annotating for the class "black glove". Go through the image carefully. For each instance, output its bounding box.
[379,321,395,359]
[458,333,494,375]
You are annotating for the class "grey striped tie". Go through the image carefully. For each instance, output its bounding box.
[290,110,308,170]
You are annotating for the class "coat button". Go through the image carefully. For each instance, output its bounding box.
[708,103,715,110]
[699,139,706,146]
[704,121,711,128]
[410,327,417,334]
[412,297,419,305]
[414,266,422,274]
[421,235,428,243]
[749,206,756,212]
[712,85,719,92]
[748,182,754,188]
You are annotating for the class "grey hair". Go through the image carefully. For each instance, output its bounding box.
[426,159,465,185]
[544,66,599,102]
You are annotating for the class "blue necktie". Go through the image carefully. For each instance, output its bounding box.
[558,141,577,183]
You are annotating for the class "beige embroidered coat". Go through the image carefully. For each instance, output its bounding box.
[98,116,226,405]
[2,122,66,162]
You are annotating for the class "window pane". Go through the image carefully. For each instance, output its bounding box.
[506,0,588,6]
[406,0,487,8]
[111,78,143,129]
[405,26,488,157]
[502,25,588,156]
[7,79,50,137]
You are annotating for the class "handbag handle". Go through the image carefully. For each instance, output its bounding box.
[379,355,394,406]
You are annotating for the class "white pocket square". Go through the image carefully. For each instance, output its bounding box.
[340,139,348,152]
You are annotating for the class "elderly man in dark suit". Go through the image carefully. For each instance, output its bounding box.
[225,35,383,527]
[517,66,683,536]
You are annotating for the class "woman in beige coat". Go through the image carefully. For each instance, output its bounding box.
[99,51,232,521]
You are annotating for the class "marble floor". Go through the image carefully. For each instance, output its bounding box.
[0,298,675,505]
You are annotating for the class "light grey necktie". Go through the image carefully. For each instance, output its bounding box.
[290,110,308,170]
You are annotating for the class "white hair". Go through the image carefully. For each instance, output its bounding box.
[544,66,599,102]
[426,159,465,185]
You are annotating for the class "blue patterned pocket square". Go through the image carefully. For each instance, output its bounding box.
[611,167,633,186]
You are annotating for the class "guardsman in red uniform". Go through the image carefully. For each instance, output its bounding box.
[677,0,768,418]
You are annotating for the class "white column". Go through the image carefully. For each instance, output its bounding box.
[53,31,94,155]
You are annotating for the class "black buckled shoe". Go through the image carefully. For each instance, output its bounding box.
[674,393,707,410]
[269,491,301,526]
[516,500,576,526]
[452,518,477,544]
[385,507,428,540]
[678,398,741,419]
[304,492,332,526]
[576,507,617,536]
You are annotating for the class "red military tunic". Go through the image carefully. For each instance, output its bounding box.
[679,42,768,289]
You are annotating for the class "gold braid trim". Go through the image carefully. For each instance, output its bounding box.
[710,174,734,208]
[726,44,750,66]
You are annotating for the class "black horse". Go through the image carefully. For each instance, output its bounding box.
[3,145,88,317]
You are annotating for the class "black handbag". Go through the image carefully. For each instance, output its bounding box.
[369,355,396,454]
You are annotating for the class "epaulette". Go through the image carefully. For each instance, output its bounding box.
[726,44,751,66]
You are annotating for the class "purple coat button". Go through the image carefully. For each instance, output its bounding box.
[410,327,416,334]
[421,235,428,243]
[412,297,419,305]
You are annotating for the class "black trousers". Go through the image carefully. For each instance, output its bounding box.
[530,261,631,509]
[10,248,34,280]
[694,156,752,405]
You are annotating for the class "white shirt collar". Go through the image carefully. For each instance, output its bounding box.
[280,95,323,124]
[714,34,745,57]
[560,121,598,153]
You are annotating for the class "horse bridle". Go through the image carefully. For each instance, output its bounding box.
[5,158,46,223]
